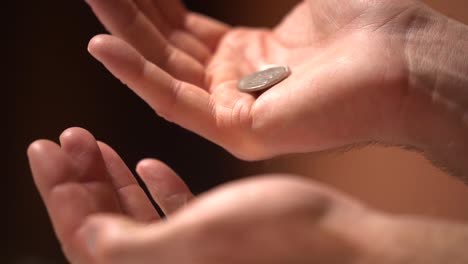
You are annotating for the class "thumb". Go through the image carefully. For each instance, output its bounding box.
[78,214,167,264]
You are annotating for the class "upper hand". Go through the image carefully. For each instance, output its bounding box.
[85,0,422,160]
[28,128,468,264]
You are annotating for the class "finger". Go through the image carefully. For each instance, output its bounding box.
[153,0,230,54]
[27,141,109,260]
[206,43,251,90]
[59,127,108,183]
[77,176,373,264]
[137,159,194,215]
[57,128,122,217]
[79,215,171,264]
[150,0,231,51]
[185,13,230,51]
[85,0,205,86]
[98,142,160,221]
[129,0,210,64]
[166,29,211,65]
[151,0,231,53]
[28,140,76,195]
[88,35,221,145]
[151,0,186,28]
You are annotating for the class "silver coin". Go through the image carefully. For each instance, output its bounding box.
[238,65,291,92]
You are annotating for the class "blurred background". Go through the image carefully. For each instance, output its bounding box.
[7,0,468,263]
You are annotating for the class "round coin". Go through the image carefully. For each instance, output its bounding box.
[238,65,291,92]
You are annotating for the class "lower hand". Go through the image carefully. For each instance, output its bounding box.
[28,128,468,264]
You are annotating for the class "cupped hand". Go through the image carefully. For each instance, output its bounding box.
[28,128,468,264]
[85,0,423,159]
[27,127,193,263]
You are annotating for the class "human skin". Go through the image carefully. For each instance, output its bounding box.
[28,128,468,263]
[27,0,468,263]
[84,0,468,177]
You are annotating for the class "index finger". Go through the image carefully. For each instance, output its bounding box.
[27,141,103,262]
[88,35,221,144]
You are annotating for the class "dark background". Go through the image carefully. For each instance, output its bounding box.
[7,0,468,263]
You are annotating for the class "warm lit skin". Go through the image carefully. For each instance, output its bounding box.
[28,0,468,263]
[83,0,468,175]
[85,0,416,159]
[28,128,468,263]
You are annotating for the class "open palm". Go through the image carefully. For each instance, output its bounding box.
[28,128,193,263]
[87,0,418,159]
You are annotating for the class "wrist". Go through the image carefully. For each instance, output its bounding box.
[397,6,468,179]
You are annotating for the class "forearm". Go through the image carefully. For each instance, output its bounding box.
[400,5,468,180]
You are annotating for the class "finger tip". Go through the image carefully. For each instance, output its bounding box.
[87,34,134,58]
[87,35,143,77]
[60,127,89,141]
[59,127,98,152]
[61,126,92,138]
[136,159,158,175]
[136,158,155,166]
[88,34,111,56]
[96,141,121,162]
[26,140,65,185]
[27,140,57,158]
[136,159,188,190]
[136,159,172,180]
[96,140,112,152]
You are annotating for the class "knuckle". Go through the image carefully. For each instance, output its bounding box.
[247,176,335,217]
[93,230,125,263]
[154,79,182,121]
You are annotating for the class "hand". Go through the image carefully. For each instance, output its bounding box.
[84,0,424,160]
[27,127,194,263]
[28,128,468,264]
